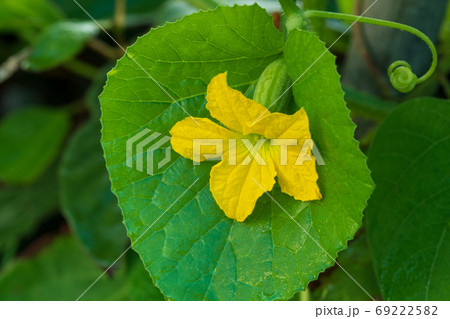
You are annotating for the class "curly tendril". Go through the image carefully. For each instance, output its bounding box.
[304,10,438,94]
[388,61,417,93]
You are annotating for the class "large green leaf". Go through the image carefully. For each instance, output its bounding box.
[0,165,59,264]
[59,119,128,267]
[367,98,450,301]
[100,4,288,300]
[25,21,99,71]
[100,5,373,300]
[312,233,381,301]
[0,107,70,184]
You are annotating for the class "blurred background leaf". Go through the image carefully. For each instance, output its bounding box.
[25,21,99,72]
[0,0,63,40]
[126,251,165,301]
[0,235,164,300]
[0,235,124,300]
[0,107,70,184]
[85,64,111,116]
[367,98,450,301]
[59,119,128,267]
[0,165,59,266]
[311,233,381,301]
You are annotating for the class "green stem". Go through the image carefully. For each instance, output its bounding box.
[88,38,122,60]
[113,0,127,44]
[97,13,155,30]
[279,0,310,32]
[299,288,310,301]
[304,10,438,92]
[279,0,301,17]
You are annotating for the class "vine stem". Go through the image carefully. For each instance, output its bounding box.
[304,10,438,89]
[88,38,122,60]
[279,0,310,32]
[299,288,310,301]
[113,0,127,45]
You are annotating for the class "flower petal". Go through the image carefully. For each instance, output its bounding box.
[254,108,322,201]
[273,148,322,201]
[247,108,310,139]
[210,148,276,222]
[170,117,235,161]
[206,73,268,133]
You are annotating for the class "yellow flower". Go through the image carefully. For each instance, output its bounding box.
[170,73,321,222]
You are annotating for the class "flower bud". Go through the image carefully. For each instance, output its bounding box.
[253,58,292,113]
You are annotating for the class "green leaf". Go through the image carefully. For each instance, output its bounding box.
[311,233,381,301]
[0,165,59,263]
[0,236,129,300]
[101,4,295,300]
[0,0,63,38]
[60,119,128,267]
[367,98,450,301]
[0,107,70,184]
[25,21,99,72]
[101,4,373,300]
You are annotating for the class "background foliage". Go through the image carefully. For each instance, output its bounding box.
[0,0,449,300]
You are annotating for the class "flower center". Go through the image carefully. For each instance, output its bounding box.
[235,133,272,160]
